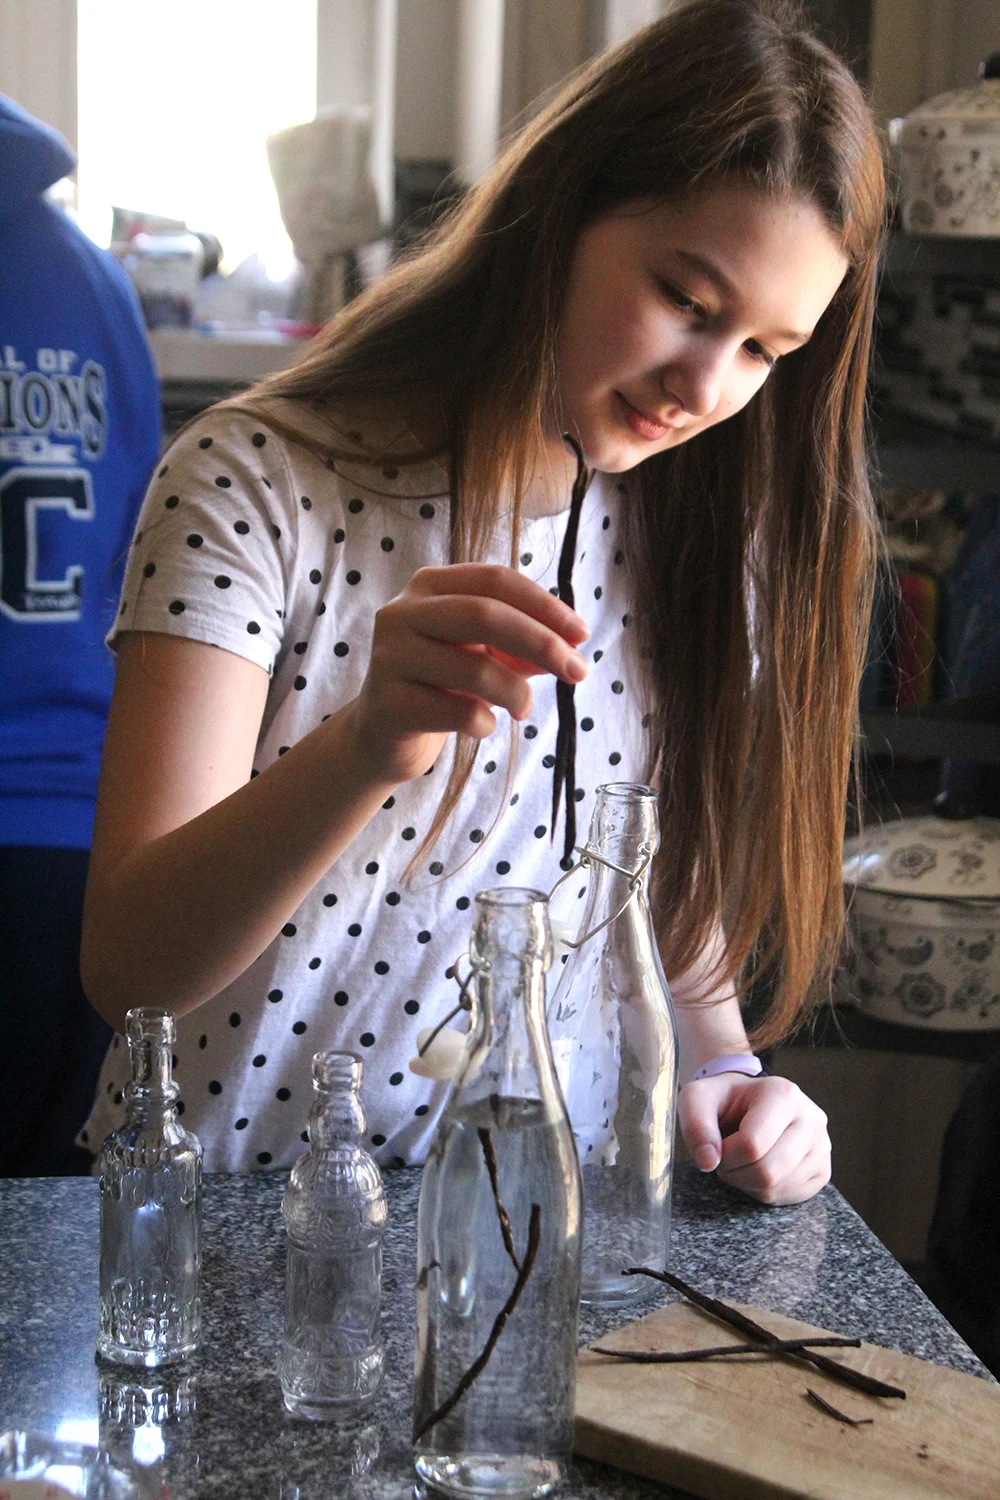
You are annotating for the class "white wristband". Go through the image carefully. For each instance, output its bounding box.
[684,1053,766,1087]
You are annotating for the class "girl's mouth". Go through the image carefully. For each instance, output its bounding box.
[615,391,679,441]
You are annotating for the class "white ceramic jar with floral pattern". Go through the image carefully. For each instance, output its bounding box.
[841,814,1000,1029]
[895,55,1000,237]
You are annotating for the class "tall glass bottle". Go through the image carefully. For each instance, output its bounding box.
[279,1050,387,1417]
[413,888,582,1500]
[548,783,677,1307]
[97,1007,202,1366]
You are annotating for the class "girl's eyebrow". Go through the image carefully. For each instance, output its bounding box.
[670,248,813,345]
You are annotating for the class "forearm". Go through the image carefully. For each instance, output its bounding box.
[81,699,397,1031]
[664,921,751,1081]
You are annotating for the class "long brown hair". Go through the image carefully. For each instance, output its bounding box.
[236,0,887,1044]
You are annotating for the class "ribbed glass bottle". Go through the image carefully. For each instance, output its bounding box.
[97,1007,202,1366]
[413,888,582,1500]
[548,783,678,1307]
[279,1050,387,1417]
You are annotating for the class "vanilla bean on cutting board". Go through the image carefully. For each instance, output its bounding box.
[592,1335,861,1365]
[805,1388,874,1426]
[624,1267,906,1401]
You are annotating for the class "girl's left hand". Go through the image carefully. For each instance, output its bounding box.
[678,1074,831,1206]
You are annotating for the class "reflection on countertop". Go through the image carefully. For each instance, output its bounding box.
[0,1166,990,1500]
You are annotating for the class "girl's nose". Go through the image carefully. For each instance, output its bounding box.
[662,339,730,418]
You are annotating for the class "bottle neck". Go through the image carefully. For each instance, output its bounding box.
[124,1035,178,1116]
[459,889,558,1109]
[581,785,658,922]
[308,1086,367,1151]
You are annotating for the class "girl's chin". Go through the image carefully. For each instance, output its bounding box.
[582,428,682,473]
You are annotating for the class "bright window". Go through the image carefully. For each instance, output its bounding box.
[76,0,317,275]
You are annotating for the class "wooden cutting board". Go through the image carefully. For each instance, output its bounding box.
[575,1301,1000,1498]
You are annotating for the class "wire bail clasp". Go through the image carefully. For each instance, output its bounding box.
[547,843,653,950]
[416,951,479,1058]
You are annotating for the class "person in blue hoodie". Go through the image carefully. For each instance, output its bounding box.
[0,96,161,1173]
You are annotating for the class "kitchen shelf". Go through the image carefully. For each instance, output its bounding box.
[861,695,1000,764]
[782,1003,1000,1064]
[874,410,1000,491]
[883,234,1000,282]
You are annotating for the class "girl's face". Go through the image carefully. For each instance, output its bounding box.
[553,180,849,473]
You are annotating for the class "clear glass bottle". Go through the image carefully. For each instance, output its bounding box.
[279,1050,387,1418]
[97,1007,202,1367]
[548,783,678,1307]
[413,887,582,1500]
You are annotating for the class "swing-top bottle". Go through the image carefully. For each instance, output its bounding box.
[414,887,582,1499]
[548,782,678,1306]
[97,1007,202,1366]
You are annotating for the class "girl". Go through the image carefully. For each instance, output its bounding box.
[80,0,886,1204]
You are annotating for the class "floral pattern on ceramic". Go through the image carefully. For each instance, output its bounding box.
[842,816,1000,1030]
[843,816,1000,898]
[893,972,946,1020]
[895,73,1000,237]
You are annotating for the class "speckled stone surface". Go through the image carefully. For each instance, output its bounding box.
[0,1167,990,1498]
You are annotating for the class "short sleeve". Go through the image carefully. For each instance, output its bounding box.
[110,414,297,673]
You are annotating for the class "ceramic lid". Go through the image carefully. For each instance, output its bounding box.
[898,59,1000,145]
[842,815,1000,900]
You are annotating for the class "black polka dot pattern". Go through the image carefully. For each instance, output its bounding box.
[87,417,644,1174]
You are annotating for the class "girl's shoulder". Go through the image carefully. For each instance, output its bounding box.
[160,401,328,505]
[210,395,450,508]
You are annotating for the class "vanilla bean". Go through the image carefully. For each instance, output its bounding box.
[591,1335,861,1365]
[478,1126,521,1272]
[805,1388,874,1426]
[414,1202,542,1442]
[625,1268,906,1401]
[551,434,592,865]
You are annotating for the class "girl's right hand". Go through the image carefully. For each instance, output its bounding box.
[344,563,590,784]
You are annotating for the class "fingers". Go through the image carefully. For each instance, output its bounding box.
[680,1074,831,1207]
[408,563,590,646]
[394,635,534,721]
[677,1078,725,1172]
[375,679,500,741]
[390,588,589,687]
[717,1114,831,1206]
[350,562,592,784]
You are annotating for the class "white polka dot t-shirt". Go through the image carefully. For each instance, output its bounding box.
[80,406,649,1172]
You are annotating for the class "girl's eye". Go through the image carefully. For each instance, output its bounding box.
[657,279,701,315]
[743,339,777,370]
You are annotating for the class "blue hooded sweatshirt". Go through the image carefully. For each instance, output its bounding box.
[0,96,161,847]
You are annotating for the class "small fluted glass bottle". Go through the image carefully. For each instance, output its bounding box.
[97,1007,202,1366]
[414,888,582,1500]
[548,783,678,1307]
[279,1051,387,1417]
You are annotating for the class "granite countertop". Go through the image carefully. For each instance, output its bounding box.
[0,1165,990,1499]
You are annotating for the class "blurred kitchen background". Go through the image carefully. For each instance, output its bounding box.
[2,0,1000,1354]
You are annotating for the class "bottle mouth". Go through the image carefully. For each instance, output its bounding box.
[472,888,552,968]
[125,1006,175,1045]
[475,887,549,910]
[596,782,657,803]
[312,1049,364,1091]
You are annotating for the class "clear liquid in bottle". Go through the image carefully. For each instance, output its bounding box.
[413,888,582,1499]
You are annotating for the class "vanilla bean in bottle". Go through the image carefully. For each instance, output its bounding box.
[97,1007,202,1366]
[548,782,678,1306]
[413,887,582,1499]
